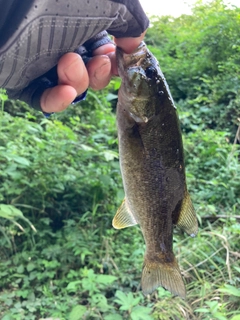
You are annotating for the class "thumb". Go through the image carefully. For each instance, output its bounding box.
[114,31,146,54]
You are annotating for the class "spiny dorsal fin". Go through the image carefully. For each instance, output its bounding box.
[141,257,186,299]
[177,191,198,237]
[112,198,138,229]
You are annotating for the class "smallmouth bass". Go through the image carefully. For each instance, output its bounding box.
[113,42,198,299]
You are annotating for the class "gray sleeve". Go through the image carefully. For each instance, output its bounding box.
[107,0,149,37]
[0,0,149,110]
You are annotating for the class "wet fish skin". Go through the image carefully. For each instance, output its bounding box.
[113,42,198,298]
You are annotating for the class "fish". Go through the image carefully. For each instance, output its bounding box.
[112,41,198,299]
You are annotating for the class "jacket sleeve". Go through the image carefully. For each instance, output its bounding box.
[107,0,149,37]
[1,0,149,110]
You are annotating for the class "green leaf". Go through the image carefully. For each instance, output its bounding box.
[66,280,82,293]
[219,285,240,297]
[17,265,25,274]
[69,305,87,320]
[26,262,35,272]
[0,204,24,220]
[104,315,123,320]
[131,306,153,320]
[231,315,240,320]
[12,156,30,166]
[96,274,117,285]
[106,93,118,101]
[2,315,13,320]
[195,308,209,313]
[114,291,141,311]
[0,89,8,101]
[91,294,113,312]
[80,144,96,152]
[102,150,119,161]
[234,267,240,274]
[114,290,131,309]
[0,204,36,231]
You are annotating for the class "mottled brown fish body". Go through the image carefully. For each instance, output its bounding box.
[113,42,198,298]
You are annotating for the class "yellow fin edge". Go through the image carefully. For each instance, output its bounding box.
[112,198,138,229]
[177,191,198,237]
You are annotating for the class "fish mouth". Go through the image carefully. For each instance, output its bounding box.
[117,41,149,71]
[117,41,158,87]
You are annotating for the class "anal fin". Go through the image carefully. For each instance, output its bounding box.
[112,198,138,229]
[177,191,198,237]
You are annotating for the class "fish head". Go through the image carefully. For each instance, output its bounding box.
[117,42,169,123]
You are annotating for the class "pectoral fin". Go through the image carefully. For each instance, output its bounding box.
[112,198,138,229]
[177,191,198,237]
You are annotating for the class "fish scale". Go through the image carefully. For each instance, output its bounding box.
[113,41,198,298]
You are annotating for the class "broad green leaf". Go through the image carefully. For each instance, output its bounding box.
[80,144,96,152]
[114,291,140,311]
[231,315,240,320]
[234,267,240,274]
[131,306,153,320]
[0,89,8,101]
[206,301,219,313]
[96,274,117,285]
[12,156,30,166]
[17,264,25,274]
[105,315,123,320]
[195,308,209,313]
[106,93,118,101]
[26,262,35,272]
[2,315,13,320]
[0,204,24,220]
[0,204,36,231]
[219,285,240,297]
[91,294,113,312]
[66,280,82,293]
[102,150,119,161]
[69,305,87,320]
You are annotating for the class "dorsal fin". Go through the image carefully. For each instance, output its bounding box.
[112,198,138,229]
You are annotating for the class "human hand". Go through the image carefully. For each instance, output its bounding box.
[40,32,146,113]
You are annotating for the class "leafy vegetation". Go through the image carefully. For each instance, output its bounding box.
[146,0,240,139]
[0,1,240,319]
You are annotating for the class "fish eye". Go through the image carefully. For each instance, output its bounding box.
[145,66,156,79]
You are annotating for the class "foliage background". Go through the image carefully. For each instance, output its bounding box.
[0,0,240,319]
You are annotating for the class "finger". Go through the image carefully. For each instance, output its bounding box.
[114,31,146,53]
[87,55,112,90]
[92,42,118,76]
[57,52,89,96]
[40,85,77,113]
[93,43,116,56]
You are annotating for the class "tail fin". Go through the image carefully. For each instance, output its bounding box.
[141,257,186,299]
